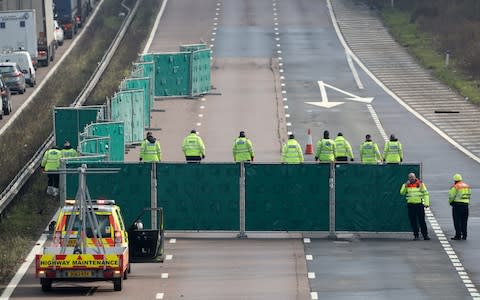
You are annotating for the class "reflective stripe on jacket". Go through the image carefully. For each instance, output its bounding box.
[360,141,382,164]
[384,141,403,163]
[140,139,161,162]
[232,137,254,162]
[400,179,430,206]
[315,138,336,162]
[334,136,354,159]
[281,139,304,164]
[182,133,205,157]
[41,149,62,171]
[448,181,471,204]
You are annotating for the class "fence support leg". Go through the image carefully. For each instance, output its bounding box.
[328,163,336,239]
[59,159,66,206]
[237,162,247,238]
[151,163,157,230]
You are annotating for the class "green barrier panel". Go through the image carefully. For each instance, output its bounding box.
[133,62,155,85]
[85,122,125,161]
[179,43,207,52]
[245,164,330,231]
[142,52,191,97]
[111,90,145,144]
[156,163,240,230]
[335,164,420,232]
[191,49,211,96]
[54,107,101,149]
[80,136,110,157]
[66,162,152,227]
[120,78,152,128]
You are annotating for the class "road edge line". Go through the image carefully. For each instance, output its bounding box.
[143,0,169,54]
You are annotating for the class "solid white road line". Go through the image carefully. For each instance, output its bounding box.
[326,1,479,297]
[366,104,388,141]
[345,50,364,89]
[143,0,168,53]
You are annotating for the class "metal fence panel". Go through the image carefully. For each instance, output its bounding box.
[66,162,152,227]
[84,122,125,161]
[80,136,110,156]
[121,78,152,128]
[111,90,144,144]
[191,49,211,96]
[245,164,330,231]
[335,164,420,232]
[54,107,101,149]
[156,163,240,230]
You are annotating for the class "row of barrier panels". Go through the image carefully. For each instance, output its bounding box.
[53,43,210,159]
[140,43,211,97]
[63,162,419,235]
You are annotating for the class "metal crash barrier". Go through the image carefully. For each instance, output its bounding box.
[63,162,420,237]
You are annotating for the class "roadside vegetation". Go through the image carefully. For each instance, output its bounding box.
[0,0,161,288]
[364,0,480,104]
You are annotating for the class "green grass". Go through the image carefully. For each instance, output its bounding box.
[382,9,480,104]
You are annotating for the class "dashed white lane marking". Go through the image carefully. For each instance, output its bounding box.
[310,292,319,300]
[308,272,316,279]
[161,273,169,279]
[166,254,173,260]
[169,238,176,244]
[198,114,203,118]
[283,97,287,101]
[196,122,202,126]
[156,293,164,299]
[306,255,313,261]
[303,238,311,243]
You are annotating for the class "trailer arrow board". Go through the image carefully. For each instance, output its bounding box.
[305,81,374,108]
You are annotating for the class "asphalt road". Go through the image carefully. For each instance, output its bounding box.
[7,0,480,299]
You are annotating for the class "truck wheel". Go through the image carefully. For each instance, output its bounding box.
[40,278,52,292]
[128,264,131,274]
[113,278,122,291]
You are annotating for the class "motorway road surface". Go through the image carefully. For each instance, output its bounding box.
[9,0,480,299]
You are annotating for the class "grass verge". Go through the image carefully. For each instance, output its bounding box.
[382,9,480,104]
[0,0,162,290]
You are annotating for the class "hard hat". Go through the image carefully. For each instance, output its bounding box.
[453,174,463,181]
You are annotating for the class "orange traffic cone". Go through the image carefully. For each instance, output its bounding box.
[305,129,313,155]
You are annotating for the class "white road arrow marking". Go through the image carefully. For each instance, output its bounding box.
[305,81,374,108]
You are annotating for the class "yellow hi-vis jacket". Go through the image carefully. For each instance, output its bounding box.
[383,141,403,163]
[448,181,471,205]
[41,148,62,171]
[315,138,336,162]
[281,139,304,164]
[182,133,205,157]
[400,179,430,206]
[232,137,254,162]
[334,136,354,160]
[61,148,78,158]
[360,141,382,164]
[140,139,162,162]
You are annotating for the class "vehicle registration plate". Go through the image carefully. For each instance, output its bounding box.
[66,270,93,278]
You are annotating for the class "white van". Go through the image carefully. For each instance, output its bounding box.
[0,51,36,87]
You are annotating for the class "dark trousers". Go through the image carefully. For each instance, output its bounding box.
[452,203,469,238]
[407,203,428,237]
[336,156,348,162]
[185,156,202,163]
[47,174,59,188]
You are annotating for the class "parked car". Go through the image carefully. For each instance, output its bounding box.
[0,78,12,119]
[54,20,64,47]
[0,51,36,87]
[0,62,26,94]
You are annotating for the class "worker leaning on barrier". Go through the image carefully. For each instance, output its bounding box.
[232,131,254,162]
[140,132,162,162]
[400,172,430,241]
[61,141,78,159]
[182,129,205,163]
[315,130,336,162]
[449,173,471,240]
[360,134,382,164]
[334,132,354,162]
[41,146,62,197]
[383,134,403,164]
[281,134,304,164]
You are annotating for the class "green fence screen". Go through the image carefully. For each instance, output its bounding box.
[156,163,240,230]
[111,90,145,144]
[54,107,101,149]
[80,136,110,157]
[66,162,152,227]
[191,49,211,96]
[120,78,152,128]
[245,164,330,231]
[335,164,420,232]
[84,122,125,161]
